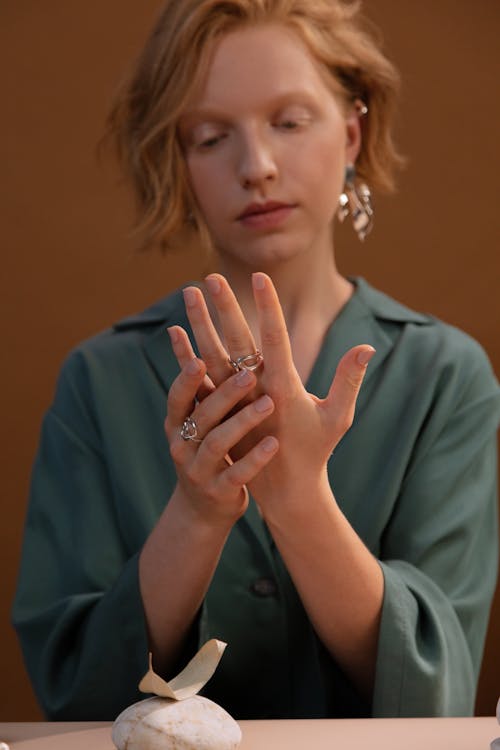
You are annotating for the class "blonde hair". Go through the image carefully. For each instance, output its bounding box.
[106,0,403,251]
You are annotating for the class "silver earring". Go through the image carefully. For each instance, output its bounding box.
[337,164,373,241]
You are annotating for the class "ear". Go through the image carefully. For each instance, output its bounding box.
[344,107,362,164]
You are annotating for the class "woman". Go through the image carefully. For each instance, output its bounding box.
[13,0,500,721]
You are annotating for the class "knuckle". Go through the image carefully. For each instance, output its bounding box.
[269,387,293,410]
[184,464,201,486]
[205,483,223,503]
[168,438,185,463]
[238,402,256,424]
[247,449,263,472]
[202,352,224,374]
[226,331,250,352]
[336,361,363,391]
[234,403,259,432]
[225,469,243,489]
[247,448,268,475]
[242,400,258,422]
[166,385,177,408]
[202,430,224,457]
[260,328,282,347]
[167,380,185,408]
[345,373,364,391]
[205,483,222,503]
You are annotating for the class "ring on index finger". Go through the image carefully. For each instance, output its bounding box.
[228,350,263,373]
[180,416,203,443]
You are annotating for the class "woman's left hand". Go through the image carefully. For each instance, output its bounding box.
[169,272,375,522]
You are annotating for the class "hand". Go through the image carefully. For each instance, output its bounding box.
[164,351,278,527]
[170,273,375,522]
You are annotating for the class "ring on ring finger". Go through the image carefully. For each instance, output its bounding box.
[180,416,202,443]
[228,350,263,373]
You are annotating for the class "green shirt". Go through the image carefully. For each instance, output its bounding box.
[12,278,500,720]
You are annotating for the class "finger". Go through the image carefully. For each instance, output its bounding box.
[167,326,215,400]
[197,393,275,470]
[190,367,258,439]
[219,435,279,489]
[167,325,196,365]
[323,345,375,437]
[205,274,260,368]
[183,285,232,384]
[252,272,299,385]
[165,357,207,440]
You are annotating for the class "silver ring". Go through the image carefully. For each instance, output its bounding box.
[180,416,202,443]
[228,350,263,372]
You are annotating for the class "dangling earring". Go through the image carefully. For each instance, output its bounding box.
[337,164,374,241]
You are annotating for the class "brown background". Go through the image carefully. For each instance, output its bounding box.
[1,0,498,720]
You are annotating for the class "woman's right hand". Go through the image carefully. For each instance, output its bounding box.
[141,353,277,673]
[164,355,278,527]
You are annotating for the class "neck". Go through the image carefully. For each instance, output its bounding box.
[208,238,354,381]
[215,244,351,330]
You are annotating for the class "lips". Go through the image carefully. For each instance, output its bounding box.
[237,201,294,220]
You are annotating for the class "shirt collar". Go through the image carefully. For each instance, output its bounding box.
[113,277,432,399]
[112,276,431,332]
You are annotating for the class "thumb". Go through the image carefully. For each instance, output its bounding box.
[323,345,376,439]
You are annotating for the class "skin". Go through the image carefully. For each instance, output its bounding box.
[139,23,384,700]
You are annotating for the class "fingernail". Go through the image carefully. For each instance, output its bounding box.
[261,436,278,452]
[254,394,273,412]
[205,275,221,295]
[252,273,266,291]
[357,347,376,366]
[186,358,201,375]
[235,368,253,386]
[183,287,197,308]
[167,326,178,344]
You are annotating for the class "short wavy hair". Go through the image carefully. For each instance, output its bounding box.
[106,0,403,251]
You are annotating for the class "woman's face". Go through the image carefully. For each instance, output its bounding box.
[179,23,361,269]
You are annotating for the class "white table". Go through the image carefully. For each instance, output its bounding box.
[1,717,498,749]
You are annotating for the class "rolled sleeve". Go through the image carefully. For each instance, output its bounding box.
[372,346,499,717]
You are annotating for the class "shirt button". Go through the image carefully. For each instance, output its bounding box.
[250,577,278,597]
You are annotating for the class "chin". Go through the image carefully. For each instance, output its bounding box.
[221,233,311,270]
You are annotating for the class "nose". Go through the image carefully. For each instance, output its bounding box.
[237,127,277,190]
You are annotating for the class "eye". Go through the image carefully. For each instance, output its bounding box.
[198,133,226,149]
[187,122,228,151]
[274,108,312,132]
